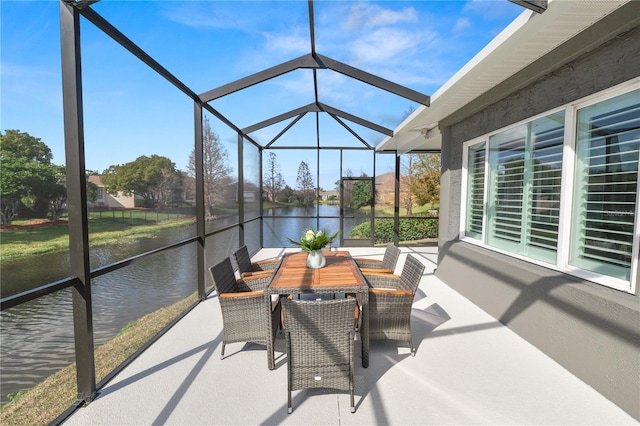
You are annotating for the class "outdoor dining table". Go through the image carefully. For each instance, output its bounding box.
[267,250,369,368]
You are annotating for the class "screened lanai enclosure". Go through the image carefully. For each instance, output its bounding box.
[63,0,435,250]
[1,0,443,414]
[5,1,640,424]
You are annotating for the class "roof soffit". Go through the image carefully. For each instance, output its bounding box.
[380,0,632,153]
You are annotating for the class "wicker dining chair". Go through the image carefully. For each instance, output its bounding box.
[209,257,281,370]
[281,297,357,414]
[352,243,401,274]
[362,254,425,355]
[234,245,281,278]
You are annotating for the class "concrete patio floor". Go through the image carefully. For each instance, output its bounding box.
[64,246,637,425]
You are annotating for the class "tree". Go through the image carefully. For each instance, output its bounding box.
[46,165,68,221]
[278,185,296,203]
[187,117,233,217]
[86,171,99,204]
[101,155,181,208]
[411,153,441,207]
[296,160,315,206]
[350,174,373,210]
[400,153,419,215]
[0,130,62,224]
[263,152,285,202]
[1,157,34,224]
[0,130,53,164]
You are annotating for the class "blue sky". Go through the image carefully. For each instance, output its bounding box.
[1,0,523,188]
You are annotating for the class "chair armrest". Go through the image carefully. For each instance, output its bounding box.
[238,275,272,292]
[241,270,274,278]
[359,267,393,274]
[362,273,401,290]
[253,259,281,271]
[353,258,383,269]
[369,288,412,296]
[220,290,264,298]
[255,258,281,266]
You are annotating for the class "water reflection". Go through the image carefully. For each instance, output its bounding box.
[263,205,367,246]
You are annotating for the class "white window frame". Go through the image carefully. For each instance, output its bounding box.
[460,136,488,244]
[460,78,640,294]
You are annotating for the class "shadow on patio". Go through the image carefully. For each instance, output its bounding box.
[64,247,636,425]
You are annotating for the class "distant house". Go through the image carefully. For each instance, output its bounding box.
[243,190,258,203]
[88,175,136,209]
[318,190,339,201]
[373,172,395,205]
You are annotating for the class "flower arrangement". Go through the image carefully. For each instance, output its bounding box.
[288,228,339,252]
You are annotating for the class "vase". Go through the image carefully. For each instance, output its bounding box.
[306,250,326,269]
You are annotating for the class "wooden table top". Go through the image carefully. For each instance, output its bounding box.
[268,250,367,293]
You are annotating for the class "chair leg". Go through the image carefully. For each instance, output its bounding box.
[220,342,226,360]
[350,331,355,413]
[409,338,415,356]
[287,390,292,414]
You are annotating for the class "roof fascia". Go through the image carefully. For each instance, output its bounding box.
[63,0,100,10]
[509,0,547,14]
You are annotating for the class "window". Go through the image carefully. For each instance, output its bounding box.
[462,85,639,292]
[570,90,639,282]
[465,142,485,240]
[486,112,564,264]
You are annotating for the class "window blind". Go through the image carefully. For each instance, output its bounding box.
[571,91,639,280]
[488,132,525,250]
[526,116,564,260]
[466,142,485,239]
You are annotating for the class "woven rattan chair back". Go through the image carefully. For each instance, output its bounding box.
[282,297,357,414]
[233,245,254,276]
[208,257,280,370]
[209,257,238,294]
[381,243,401,271]
[366,254,425,355]
[399,254,425,294]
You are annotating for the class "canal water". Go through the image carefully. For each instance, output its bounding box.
[0,226,200,405]
[0,206,368,404]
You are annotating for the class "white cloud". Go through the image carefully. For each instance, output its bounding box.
[262,32,309,56]
[349,27,420,64]
[270,70,315,95]
[454,18,472,33]
[344,3,418,31]
[163,2,242,29]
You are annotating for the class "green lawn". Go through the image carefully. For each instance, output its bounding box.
[0,217,195,261]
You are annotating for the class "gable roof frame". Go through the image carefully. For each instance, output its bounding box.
[72,0,431,151]
[200,0,429,150]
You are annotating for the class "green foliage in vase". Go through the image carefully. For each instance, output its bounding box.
[288,228,339,252]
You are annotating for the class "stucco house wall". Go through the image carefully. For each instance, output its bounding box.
[436,7,640,421]
[87,175,136,209]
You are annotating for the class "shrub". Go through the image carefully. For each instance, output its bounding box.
[349,218,438,243]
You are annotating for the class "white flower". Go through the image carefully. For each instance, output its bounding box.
[305,230,315,241]
[316,230,323,237]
